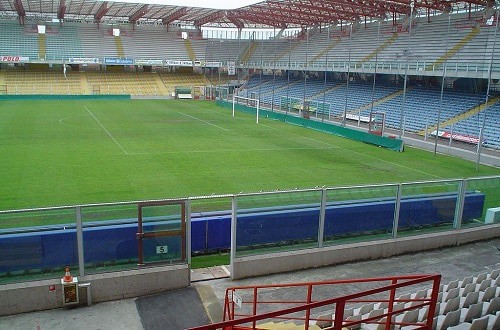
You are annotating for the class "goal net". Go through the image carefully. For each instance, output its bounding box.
[232,95,261,123]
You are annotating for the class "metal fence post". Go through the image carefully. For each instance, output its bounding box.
[186,199,192,268]
[392,184,402,238]
[454,179,467,229]
[318,189,327,248]
[230,195,238,279]
[76,206,85,277]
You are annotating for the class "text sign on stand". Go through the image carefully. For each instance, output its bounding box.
[61,277,79,306]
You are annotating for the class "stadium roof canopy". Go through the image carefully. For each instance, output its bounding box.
[0,0,496,28]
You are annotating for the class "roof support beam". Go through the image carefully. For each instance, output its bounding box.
[58,0,66,20]
[14,0,25,25]
[129,4,148,23]
[94,1,109,22]
[162,7,187,25]
[226,12,244,29]
[194,11,225,27]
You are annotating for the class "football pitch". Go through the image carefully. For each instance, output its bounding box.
[0,99,499,211]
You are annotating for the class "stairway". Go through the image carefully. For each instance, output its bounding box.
[153,73,171,95]
[349,88,408,115]
[184,39,196,60]
[240,41,258,63]
[114,36,125,58]
[418,96,500,135]
[80,72,90,94]
[38,34,46,60]
[256,321,322,329]
[273,40,300,62]
[358,32,399,65]
[426,26,480,71]
[310,37,342,63]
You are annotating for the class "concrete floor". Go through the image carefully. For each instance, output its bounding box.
[1,238,499,330]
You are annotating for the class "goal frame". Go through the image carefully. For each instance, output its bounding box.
[232,95,261,124]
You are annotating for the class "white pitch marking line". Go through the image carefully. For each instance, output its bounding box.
[179,112,229,132]
[127,146,336,155]
[84,106,129,155]
[260,123,442,179]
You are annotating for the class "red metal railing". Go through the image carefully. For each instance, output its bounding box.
[188,274,441,330]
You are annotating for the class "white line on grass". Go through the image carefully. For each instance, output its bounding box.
[84,106,129,155]
[258,123,443,179]
[174,106,441,179]
[127,146,336,156]
[59,114,91,128]
[178,112,229,132]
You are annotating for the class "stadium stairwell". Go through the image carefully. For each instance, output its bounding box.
[310,36,342,63]
[80,72,90,94]
[184,39,196,61]
[426,26,480,71]
[348,87,410,115]
[38,34,46,60]
[310,82,346,99]
[418,96,500,136]
[273,40,300,62]
[240,41,258,63]
[358,32,399,65]
[114,36,125,58]
[153,73,171,95]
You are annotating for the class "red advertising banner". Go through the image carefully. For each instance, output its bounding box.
[432,130,480,144]
[0,56,30,63]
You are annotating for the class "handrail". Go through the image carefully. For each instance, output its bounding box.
[188,274,441,330]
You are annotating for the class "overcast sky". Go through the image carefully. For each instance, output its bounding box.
[106,0,263,10]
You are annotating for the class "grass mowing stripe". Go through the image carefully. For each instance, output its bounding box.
[259,120,443,179]
[84,105,129,155]
[0,99,498,213]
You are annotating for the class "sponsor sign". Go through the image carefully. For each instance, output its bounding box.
[0,55,29,63]
[232,292,242,308]
[344,113,372,123]
[227,61,236,75]
[104,57,134,65]
[431,130,480,144]
[165,60,193,67]
[135,59,163,66]
[204,61,221,68]
[68,57,99,64]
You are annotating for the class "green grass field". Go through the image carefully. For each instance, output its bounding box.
[0,99,499,212]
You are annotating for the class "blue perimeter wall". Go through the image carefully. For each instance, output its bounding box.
[0,192,485,273]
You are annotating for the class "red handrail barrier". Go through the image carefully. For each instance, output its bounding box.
[188,274,441,330]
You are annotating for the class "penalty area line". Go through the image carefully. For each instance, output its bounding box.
[84,106,129,155]
[179,112,229,132]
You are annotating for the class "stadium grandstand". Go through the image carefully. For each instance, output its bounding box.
[0,0,500,329]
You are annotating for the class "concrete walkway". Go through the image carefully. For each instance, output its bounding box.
[1,238,499,330]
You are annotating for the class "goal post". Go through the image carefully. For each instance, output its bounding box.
[232,95,260,124]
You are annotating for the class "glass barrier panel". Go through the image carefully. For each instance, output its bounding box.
[235,190,322,257]
[464,177,500,227]
[190,197,232,256]
[142,236,182,264]
[141,203,183,234]
[398,180,460,236]
[139,202,185,265]
[0,207,78,284]
[324,185,398,245]
[81,203,139,274]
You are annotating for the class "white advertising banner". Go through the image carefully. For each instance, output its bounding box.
[68,58,99,64]
[135,59,164,66]
[227,61,236,75]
